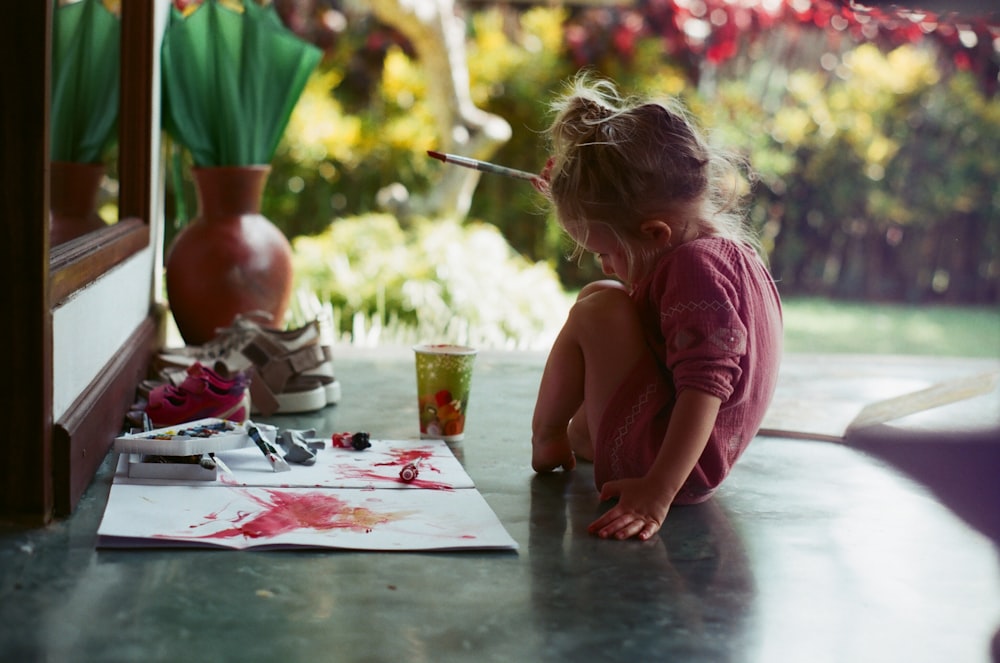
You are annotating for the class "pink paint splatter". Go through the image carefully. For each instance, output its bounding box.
[324,445,453,490]
[400,476,454,491]
[166,488,415,541]
[336,465,453,491]
[374,447,436,468]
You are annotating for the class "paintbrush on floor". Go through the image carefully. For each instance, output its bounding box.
[246,422,291,472]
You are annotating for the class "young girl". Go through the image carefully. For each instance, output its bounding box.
[531,74,783,541]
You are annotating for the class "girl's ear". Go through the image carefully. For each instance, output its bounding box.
[640,220,673,246]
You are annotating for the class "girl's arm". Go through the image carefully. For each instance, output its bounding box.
[588,388,722,540]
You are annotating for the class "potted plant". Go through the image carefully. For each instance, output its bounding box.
[49,0,120,245]
[161,0,321,345]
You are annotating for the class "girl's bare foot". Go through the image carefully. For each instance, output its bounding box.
[532,428,576,473]
[567,415,594,462]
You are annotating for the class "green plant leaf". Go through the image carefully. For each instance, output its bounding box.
[161,0,322,167]
[50,0,120,163]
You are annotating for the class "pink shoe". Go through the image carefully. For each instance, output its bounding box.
[145,362,250,427]
[155,314,341,411]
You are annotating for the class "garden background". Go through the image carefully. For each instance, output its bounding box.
[164,0,1000,356]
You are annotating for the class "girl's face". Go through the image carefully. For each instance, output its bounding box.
[570,222,631,282]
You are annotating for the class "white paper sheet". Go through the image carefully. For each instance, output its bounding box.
[97,438,517,552]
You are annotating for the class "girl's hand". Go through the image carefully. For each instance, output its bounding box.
[589,390,721,540]
[588,477,672,541]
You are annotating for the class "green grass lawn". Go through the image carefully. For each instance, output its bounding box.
[781,297,1000,358]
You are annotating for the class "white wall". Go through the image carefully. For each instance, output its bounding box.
[51,247,157,421]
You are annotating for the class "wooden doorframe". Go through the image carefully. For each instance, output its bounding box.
[0,2,159,524]
[1,2,54,525]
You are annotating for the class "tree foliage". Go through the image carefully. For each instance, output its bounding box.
[259,0,998,304]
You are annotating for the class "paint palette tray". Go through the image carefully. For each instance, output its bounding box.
[113,418,252,457]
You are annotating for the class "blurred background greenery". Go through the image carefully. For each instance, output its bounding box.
[165,1,999,355]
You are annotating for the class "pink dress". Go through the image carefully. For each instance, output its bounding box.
[593,237,783,504]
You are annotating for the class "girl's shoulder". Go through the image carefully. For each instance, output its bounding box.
[658,236,752,274]
[677,235,750,257]
[643,237,766,293]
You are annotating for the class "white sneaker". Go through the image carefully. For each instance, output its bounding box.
[157,313,341,415]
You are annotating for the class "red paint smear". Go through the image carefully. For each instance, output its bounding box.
[374,448,436,468]
[338,466,453,491]
[401,476,454,491]
[173,488,414,541]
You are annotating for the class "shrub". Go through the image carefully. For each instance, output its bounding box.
[289,213,571,349]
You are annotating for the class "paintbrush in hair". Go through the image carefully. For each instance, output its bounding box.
[427,150,541,184]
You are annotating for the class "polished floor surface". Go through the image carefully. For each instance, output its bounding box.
[2,349,998,662]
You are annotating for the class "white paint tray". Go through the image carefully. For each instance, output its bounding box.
[124,454,219,481]
[113,418,252,456]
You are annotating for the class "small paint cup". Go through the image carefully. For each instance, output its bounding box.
[413,344,478,442]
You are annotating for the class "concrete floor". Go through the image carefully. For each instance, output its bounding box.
[1,349,998,662]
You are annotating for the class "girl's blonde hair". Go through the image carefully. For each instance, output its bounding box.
[544,72,759,277]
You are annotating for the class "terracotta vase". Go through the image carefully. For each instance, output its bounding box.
[50,161,108,246]
[165,166,293,346]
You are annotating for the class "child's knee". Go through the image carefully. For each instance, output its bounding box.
[577,279,628,301]
[570,286,641,338]
[575,284,634,317]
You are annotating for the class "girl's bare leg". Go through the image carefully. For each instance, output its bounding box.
[530,320,584,472]
[567,406,593,462]
[531,282,649,472]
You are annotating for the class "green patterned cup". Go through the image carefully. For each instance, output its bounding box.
[413,344,478,441]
